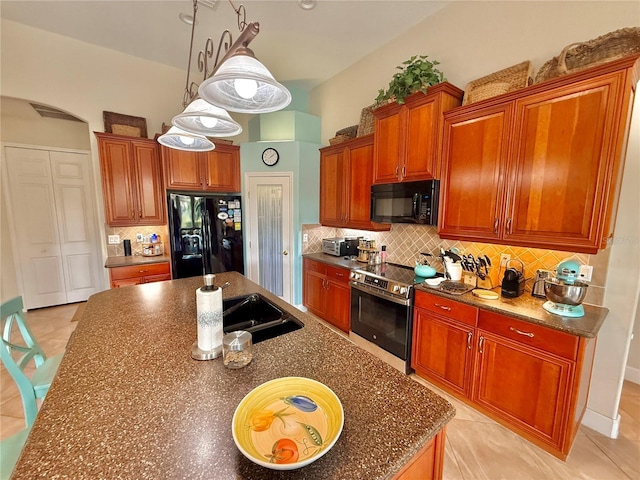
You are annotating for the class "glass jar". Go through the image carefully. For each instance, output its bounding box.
[223,331,252,368]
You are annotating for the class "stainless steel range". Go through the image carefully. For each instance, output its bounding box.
[349,263,422,373]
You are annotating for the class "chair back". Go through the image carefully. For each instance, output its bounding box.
[0,296,49,426]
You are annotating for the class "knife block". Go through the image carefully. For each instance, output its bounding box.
[476,276,494,290]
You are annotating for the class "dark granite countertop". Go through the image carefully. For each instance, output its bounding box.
[12,272,454,479]
[104,254,171,268]
[303,252,607,338]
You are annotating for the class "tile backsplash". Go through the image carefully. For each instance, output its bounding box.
[302,223,606,306]
[105,225,170,257]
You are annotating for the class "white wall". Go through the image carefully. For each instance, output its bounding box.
[308,1,640,438]
[0,19,250,298]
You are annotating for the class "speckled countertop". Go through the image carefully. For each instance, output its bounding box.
[104,254,171,268]
[12,272,454,479]
[303,253,608,338]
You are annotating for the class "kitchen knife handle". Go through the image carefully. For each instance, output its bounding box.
[478,336,484,354]
[467,331,473,350]
[493,218,499,234]
[434,303,451,311]
[509,326,534,338]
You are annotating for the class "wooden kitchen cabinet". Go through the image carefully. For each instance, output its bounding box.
[303,258,351,332]
[319,134,390,231]
[412,293,478,398]
[162,143,240,193]
[373,83,463,183]
[439,55,640,253]
[96,132,165,226]
[412,290,596,460]
[109,262,171,289]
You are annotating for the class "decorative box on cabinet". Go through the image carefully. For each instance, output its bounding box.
[95,132,165,226]
[439,54,640,254]
[303,258,351,332]
[109,262,171,288]
[319,134,390,231]
[372,83,463,183]
[412,290,596,460]
[161,143,240,193]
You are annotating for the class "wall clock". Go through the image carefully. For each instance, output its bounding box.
[262,147,279,167]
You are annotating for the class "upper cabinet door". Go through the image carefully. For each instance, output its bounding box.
[201,145,241,193]
[404,100,436,182]
[162,147,203,190]
[98,136,137,225]
[346,138,375,227]
[505,72,624,250]
[131,140,165,224]
[438,104,513,242]
[373,104,405,183]
[320,147,346,226]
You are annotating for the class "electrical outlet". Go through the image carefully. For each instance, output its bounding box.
[136,233,143,242]
[108,235,120,245]
[578,265,594,282]
[500,253,511,268]
[303,233,308,243]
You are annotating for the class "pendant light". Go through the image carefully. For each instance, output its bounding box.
[198,46,291,114]
[158,126,215,151]
[172,98,243,137]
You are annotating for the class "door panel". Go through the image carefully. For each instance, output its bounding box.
[5,147,67,308]
[51,151,100,303]
[246,174,293,302]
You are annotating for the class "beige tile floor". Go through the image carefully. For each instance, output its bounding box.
[1,304,639,480]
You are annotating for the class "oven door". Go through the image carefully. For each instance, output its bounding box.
[350,283,412,361]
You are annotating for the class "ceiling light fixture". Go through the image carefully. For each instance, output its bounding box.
[159,0,291,151]
[158,126,215,151]
[298,0,317,10]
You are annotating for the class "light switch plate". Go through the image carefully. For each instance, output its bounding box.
[303,233,308,243]
[136,233,143,242]
[578,265,593,282]
[108,235,120,245]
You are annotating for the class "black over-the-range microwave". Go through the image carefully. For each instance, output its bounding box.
[370,180,439,225]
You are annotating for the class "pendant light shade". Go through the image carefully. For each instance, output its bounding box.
[157,126,215,152]
[172,99,243,137]
[198,50,292,114]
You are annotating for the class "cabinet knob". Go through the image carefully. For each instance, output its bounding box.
[478,336,485,354]
[494,218,499,234]
[139,210,142,218]
[506,217,512,234]
[467,331,473,349]
[282,250,289,256]
[131,210,135,219]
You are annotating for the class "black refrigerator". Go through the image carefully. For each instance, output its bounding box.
[167,193,244,279]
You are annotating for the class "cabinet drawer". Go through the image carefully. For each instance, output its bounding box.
[326,265,350,284]
[109,262,170,281]
[414,291,478,327]
[478,310,579,360]
[304,258,327,275]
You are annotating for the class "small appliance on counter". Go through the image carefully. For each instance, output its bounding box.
[501,259,525,298]
[531,269,551,298]
[322,237,359,257]
[542,260,589,318]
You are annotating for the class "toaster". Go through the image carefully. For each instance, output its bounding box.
[322,237,359,257]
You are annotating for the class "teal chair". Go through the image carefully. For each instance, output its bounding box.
[0,427,31,480]
[0,296,63,427]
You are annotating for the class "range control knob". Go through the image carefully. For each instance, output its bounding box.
[399,286,408,295]
[350,272,361,280]
[392,285,400,293]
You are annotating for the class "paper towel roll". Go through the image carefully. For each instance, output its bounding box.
[196,285,223,353]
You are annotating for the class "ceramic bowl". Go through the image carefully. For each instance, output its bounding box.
[232,377,344,470]
[414,264,437,278]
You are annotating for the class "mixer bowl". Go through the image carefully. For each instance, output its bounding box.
[544,278,589,306]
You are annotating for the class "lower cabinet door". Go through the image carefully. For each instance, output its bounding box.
[473,331,572,447]
[304,270,326,316]
[325,280,351,332]
[412,308,473,397]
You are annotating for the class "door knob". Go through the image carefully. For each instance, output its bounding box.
[282,250,289,256]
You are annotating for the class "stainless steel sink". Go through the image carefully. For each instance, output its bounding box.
[223,293,303,343]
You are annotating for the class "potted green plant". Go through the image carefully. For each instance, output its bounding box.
[375,55,446,106]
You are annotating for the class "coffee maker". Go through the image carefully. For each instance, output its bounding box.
[501,259,525,298]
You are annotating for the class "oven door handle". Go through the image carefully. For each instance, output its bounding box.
[350,282,411,306]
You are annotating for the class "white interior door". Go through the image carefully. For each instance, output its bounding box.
[4,146,100,309]
[50,151,100,303]
[245,173,293,303]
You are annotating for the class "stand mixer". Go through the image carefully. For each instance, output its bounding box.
[542,260,589,317]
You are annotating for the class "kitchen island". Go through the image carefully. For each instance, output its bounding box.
[12,272,454,479]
